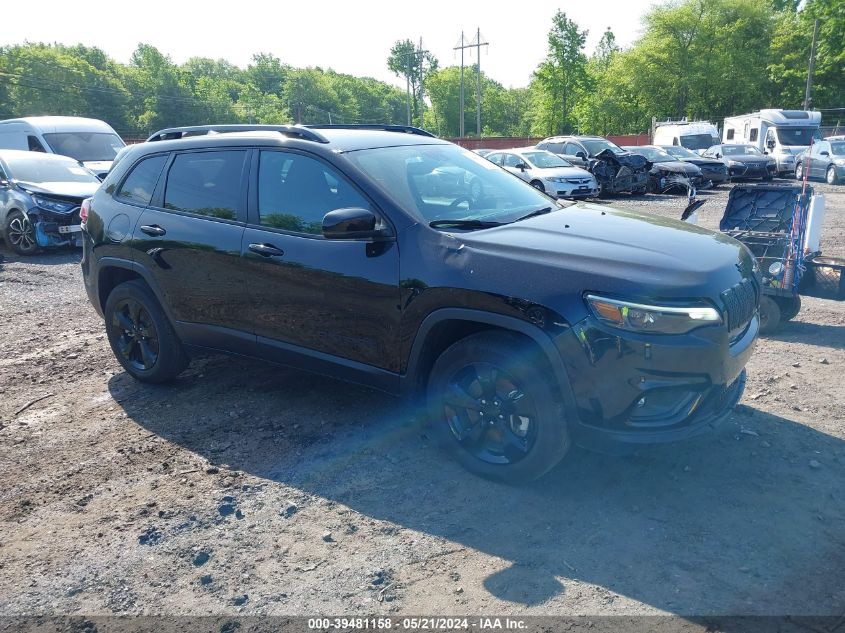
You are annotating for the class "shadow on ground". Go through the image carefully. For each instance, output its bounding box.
[109,355,845,615]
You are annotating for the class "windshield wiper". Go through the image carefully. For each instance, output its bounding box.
[514,206,553,222]
[429,219,504,229]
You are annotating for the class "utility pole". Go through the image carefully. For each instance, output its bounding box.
[454,30,488,137]
[419,37,425,128]
[803,19,819,111]
[454,32,466,137]
[405,47,412,126]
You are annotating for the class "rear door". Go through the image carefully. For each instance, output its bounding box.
[131,148,256,352]
[501,153,529,181]
[810,142,829,178]
[241,149,401,387]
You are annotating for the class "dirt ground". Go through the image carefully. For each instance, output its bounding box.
[1,180,843,618]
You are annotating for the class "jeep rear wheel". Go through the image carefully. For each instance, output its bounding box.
[427,331,570,483]
[105,280,189,383]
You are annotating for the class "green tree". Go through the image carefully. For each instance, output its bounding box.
[387,39,438,126]
[531,11,589,135]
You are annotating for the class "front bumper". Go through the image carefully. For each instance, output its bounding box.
[729,164,776,180]
[554,311,758,446]
[28,206,83,247]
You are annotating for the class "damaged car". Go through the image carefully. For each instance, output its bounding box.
[0,149,100,254]
[660,145,730,187]
[536,135,650,196]
[622,145,706,193]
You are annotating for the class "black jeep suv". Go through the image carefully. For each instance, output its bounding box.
[82,124,759,482]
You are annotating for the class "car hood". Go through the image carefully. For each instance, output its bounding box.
[16,180,100,200]
[651,160,700,175]
[723,155,773,164]
[445,203,754,310]
[82,160,113,177]
[682,158,725,168]
[533,166,594,179]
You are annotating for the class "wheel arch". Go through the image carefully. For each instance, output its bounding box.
[96,259,173,323]
[403,308,577,413]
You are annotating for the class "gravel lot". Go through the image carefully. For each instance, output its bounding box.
[1,180,843,617]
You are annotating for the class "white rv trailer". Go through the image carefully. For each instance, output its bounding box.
[722,109,822,176]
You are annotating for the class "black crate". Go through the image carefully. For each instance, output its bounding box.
[800,257,845,301]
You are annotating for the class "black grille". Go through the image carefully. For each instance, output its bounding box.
[721,278,758,333]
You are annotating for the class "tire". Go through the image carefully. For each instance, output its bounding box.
[795,163,803,181]
[758,295,781,335]
[104,280,189,383]
[827,166,840,185]
[775,295,801,322]
[632,185,648,195]
[4,210,38,255]
[530,180,545,193]
[426,331,571,483]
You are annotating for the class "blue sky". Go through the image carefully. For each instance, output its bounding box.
[14,0,657,88]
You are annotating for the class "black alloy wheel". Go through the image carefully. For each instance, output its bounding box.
[427,331,570,483]
[6,210,37,255]
[112,298,160,372]
[104,280,189,383]
[443,361,539,465]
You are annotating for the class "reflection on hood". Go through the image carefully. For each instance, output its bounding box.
[16,180,100,199]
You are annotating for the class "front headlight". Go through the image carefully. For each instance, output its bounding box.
[727,160,743,167]
[546,176,567,183]
[32,195,76,213]
[585,294,722,334]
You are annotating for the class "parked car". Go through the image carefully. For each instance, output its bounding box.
[82,124,759,482]
[0,116,125,179]
[485,147,598,199]
[794,139,845,184]
[702,144,776,181]
[622,145,705,193]
[660,145,730,186]
[0,149,100,254]
[536,135,649,195]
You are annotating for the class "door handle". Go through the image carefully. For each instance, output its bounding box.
[140,224,166,237]
[248,243,285,257]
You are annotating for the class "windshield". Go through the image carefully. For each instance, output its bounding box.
[6,155,100,184]
[775,127,822,147]
[626,147,673,162]
[581,139,625,156]
[679,134,719,150]
[521,151,572,168]
[830,142,845,156]
[43,132,125,162]
[722,145,764,156]
[345,144,556,227]
[663,146,700,159]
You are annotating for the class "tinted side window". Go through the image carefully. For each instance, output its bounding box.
[258,151,372,235]
[503,154,522,168]
[487,153,503,166]
[749,128,759,142]
[163,150,246,220]
[546,142,564,154]
[28,136,46,152]
[116,154,167,206]
[564,142,582,155]
[726,129,735,140]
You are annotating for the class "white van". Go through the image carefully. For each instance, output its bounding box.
[722,109,822,176]
[0,116,125,178]
[652,120,720,152]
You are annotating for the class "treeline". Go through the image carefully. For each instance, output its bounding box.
[0,44,408,138]
[0,0,841,139]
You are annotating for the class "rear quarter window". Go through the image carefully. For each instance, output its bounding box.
[163,151,246,220]
[115,155,168,206]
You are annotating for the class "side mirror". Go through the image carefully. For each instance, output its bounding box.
[763,150,769,155]
[322,207,391,241]
[820,150,830,156]
[715,153,722,159]
[516,162,528,171]
[575,151,587,160]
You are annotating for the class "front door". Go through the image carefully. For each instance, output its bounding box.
[242,149,400,385]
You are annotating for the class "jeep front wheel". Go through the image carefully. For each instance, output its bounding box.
[426,331,570,483]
